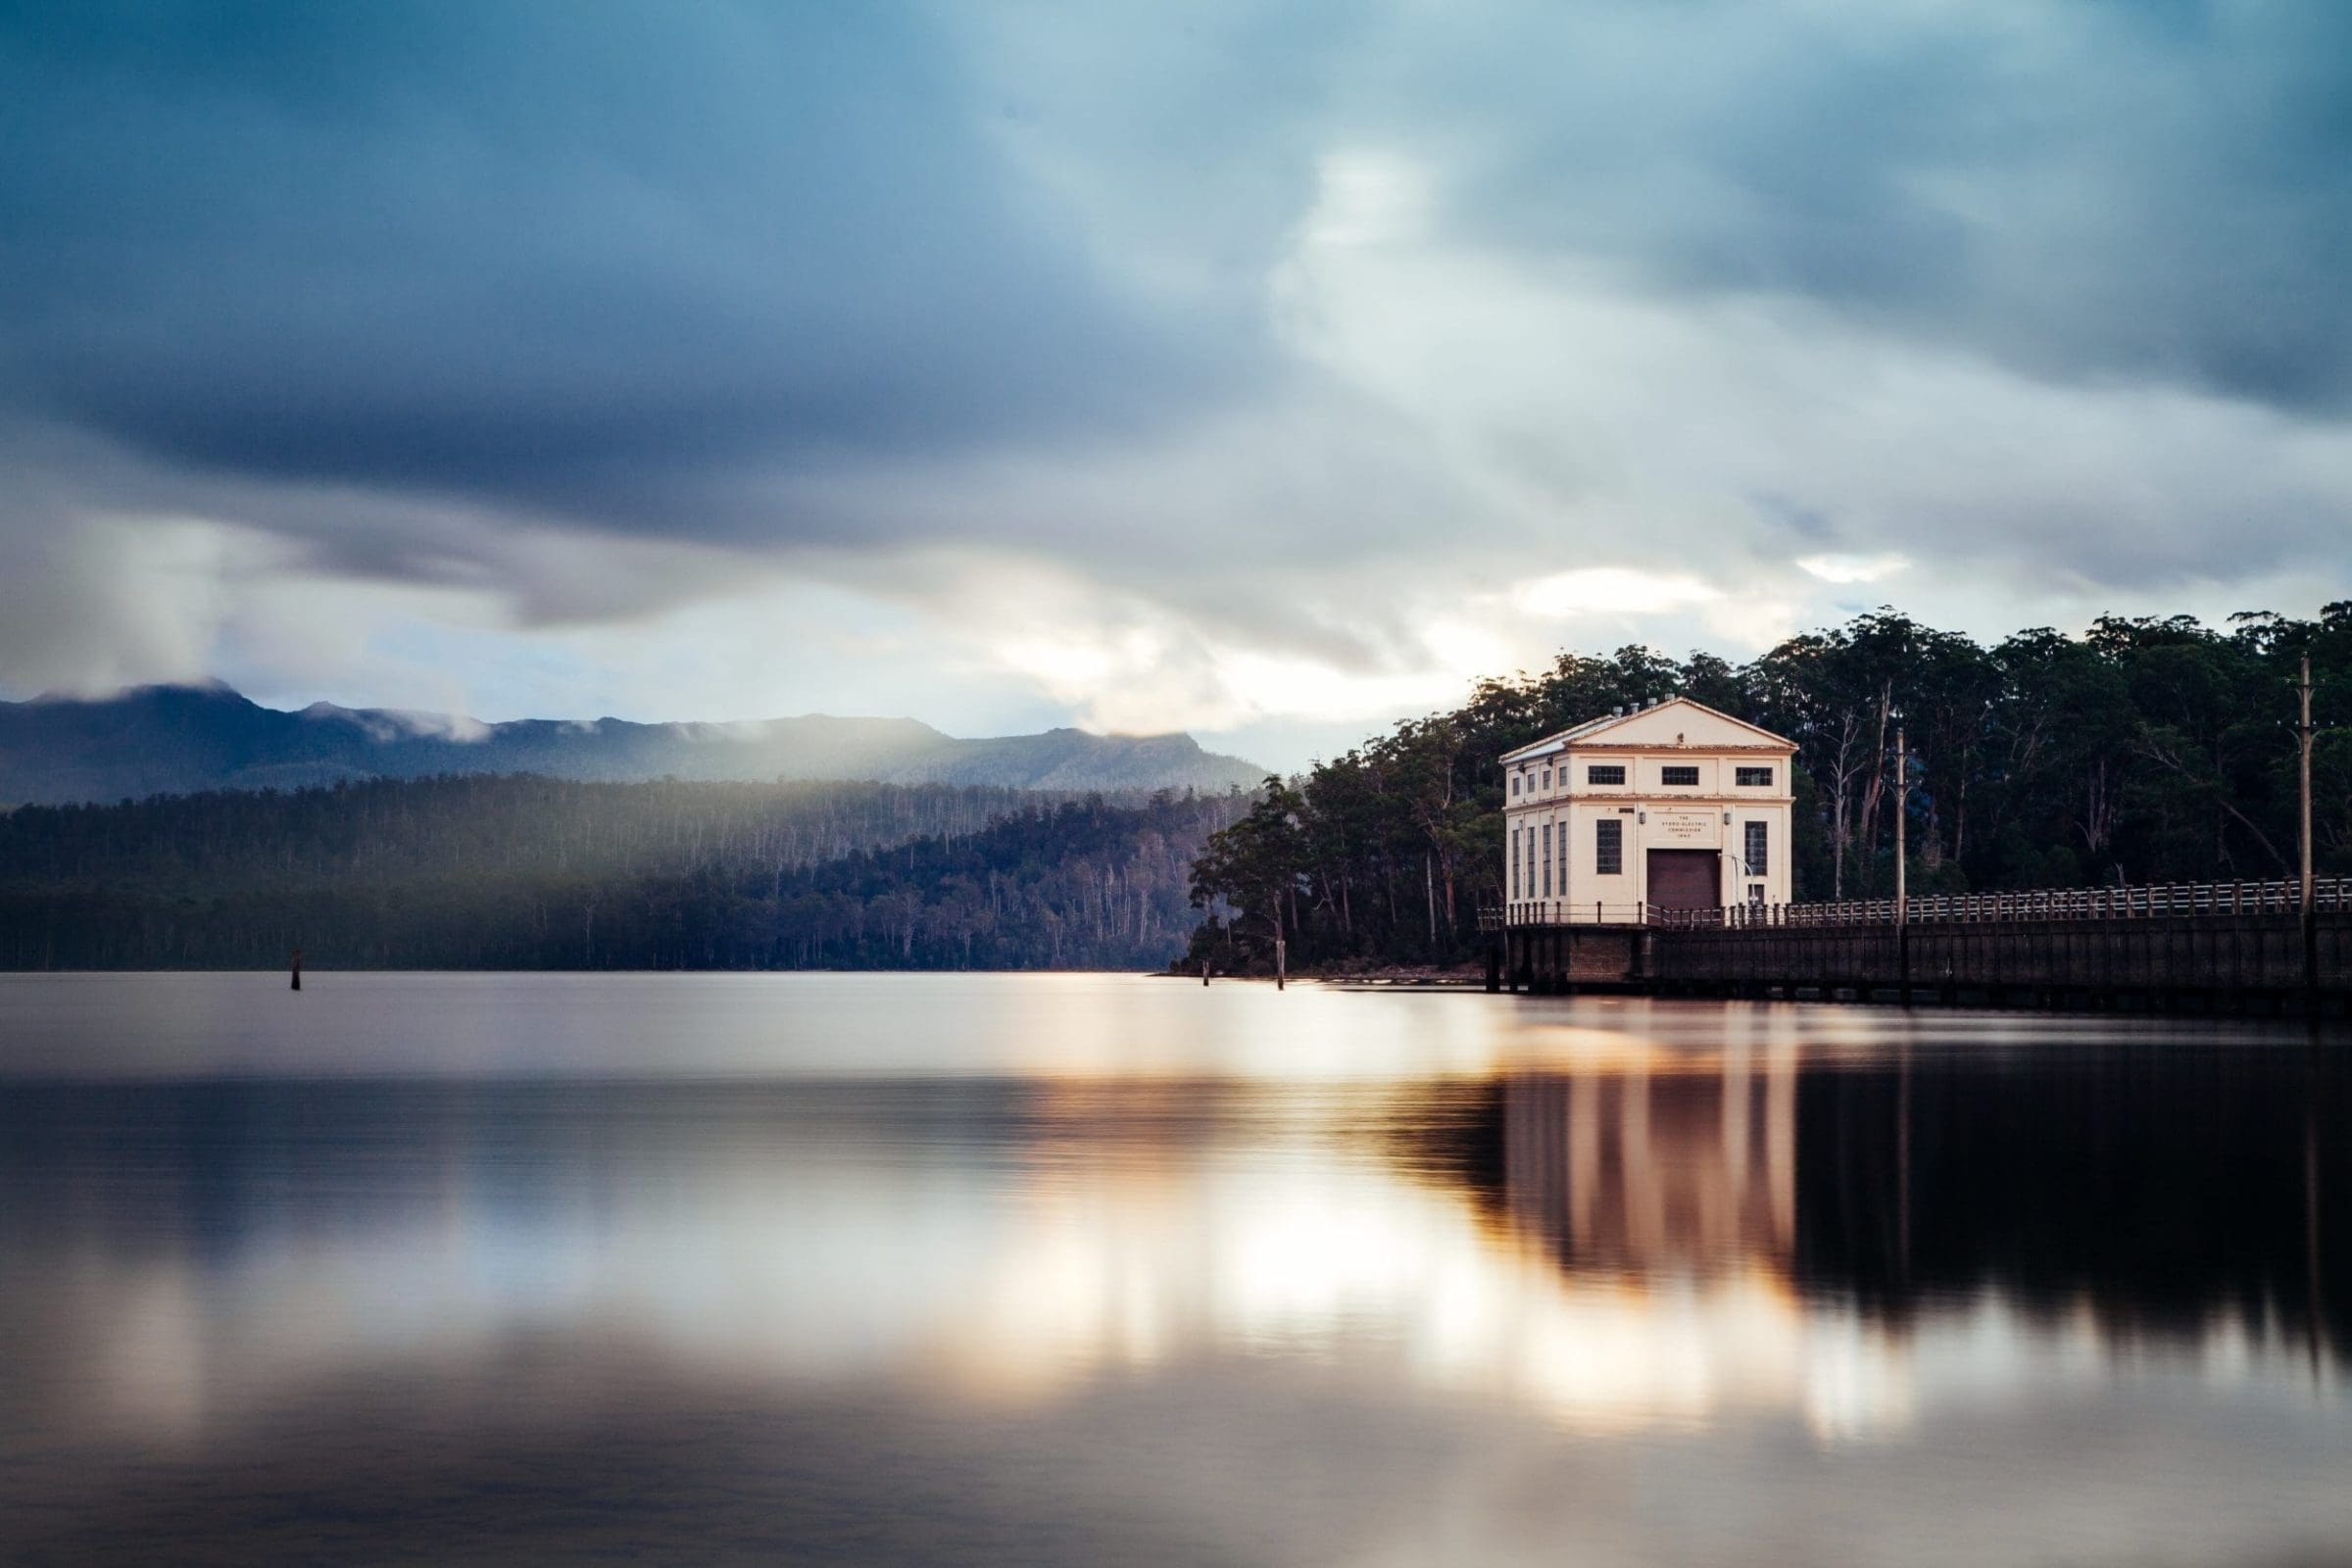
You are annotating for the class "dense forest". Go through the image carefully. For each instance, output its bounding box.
[1185,607,2352,975]
[0,776,1244,970]
[2,774,1049,891]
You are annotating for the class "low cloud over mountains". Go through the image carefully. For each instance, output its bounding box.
[0,684,1264,807]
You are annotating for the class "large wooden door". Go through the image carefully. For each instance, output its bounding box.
[1645,849,1719,911]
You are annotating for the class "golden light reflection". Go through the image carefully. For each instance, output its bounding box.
[4,1015,2338,1461]
[916,1038,1881,1438]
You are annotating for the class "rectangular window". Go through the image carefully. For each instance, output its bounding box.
[1735,765,1773,787]
[1744,820,1769,876]
[1541,822,1553,897]
[1660,765,1699,786]
[1510,774,1520,797]
[1587,764,1626,786]
[1542,767,1552,790]
[1595,818,1622,875]
[1509,826,1520,899]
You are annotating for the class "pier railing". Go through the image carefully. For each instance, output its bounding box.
[1481,877,2349,933]
[1653,876,2350,931]
[1485,901,1656,929]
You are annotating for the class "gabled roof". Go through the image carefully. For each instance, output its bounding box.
[1499,696,1795,762]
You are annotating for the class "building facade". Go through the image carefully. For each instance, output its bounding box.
[1501,697,1797,924]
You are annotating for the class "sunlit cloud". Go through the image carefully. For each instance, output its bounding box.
[1298,149,1435,252]
[1516,568,1725,617]
[1797,553,1911,585]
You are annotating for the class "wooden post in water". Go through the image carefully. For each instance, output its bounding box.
[1202,958,1210,986]
[1275,935,1287,991]
[289,947,303,992]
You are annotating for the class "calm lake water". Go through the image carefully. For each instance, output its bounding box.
[2,972,2348,1566]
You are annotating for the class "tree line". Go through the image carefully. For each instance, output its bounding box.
[1185,606,2352,974]
[0,774,1246,970]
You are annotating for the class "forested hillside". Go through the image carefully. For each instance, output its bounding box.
[1186,607,2352,974]
[1,775,1047,891]
[0,776,1245,970]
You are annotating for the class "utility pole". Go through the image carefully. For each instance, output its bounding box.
[2301,655,2317,1004]
[1894,726,1910,1004]
[2301,655,2316,920]
[1894,727,1908,927]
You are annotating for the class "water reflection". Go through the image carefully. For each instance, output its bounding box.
[1,978,2348,1564]
[1494,1044,1799,1278]
[1429,1044,2352,1354]
[1419,1043,2350,1442]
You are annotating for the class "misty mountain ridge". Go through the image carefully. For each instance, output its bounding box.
[0,682,1266,805]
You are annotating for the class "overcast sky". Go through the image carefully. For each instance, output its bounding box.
[2,1,2347,768]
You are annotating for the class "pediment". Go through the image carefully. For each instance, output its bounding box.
[1571,698,1791,751]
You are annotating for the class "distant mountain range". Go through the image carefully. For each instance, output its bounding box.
[0,683,1267,806]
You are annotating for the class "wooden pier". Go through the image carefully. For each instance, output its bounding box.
[1490,877,2352,1016]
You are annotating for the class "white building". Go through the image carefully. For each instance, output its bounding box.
[1501,697,1797,924]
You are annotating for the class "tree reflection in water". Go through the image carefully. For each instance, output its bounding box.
[1416,1043,2349,1366]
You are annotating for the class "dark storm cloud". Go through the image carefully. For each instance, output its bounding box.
[0,0,2345,723]
[0,0,1245,532]
[3,0,2345,551]
[1397,0,2352,409]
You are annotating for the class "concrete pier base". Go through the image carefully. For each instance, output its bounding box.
[1502,911,2350,1017]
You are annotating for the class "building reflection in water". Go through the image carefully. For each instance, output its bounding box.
[1497,1035,1798,1282]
